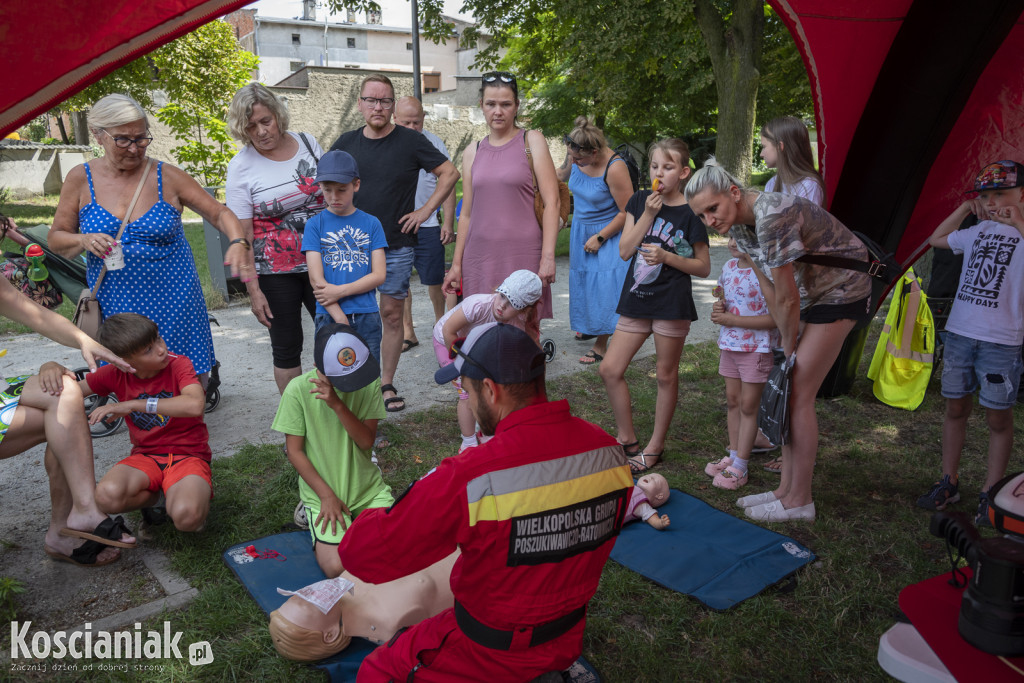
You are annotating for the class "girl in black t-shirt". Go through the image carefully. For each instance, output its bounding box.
[599,139,711,474]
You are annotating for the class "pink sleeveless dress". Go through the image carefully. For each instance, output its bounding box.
[463,129,553,319]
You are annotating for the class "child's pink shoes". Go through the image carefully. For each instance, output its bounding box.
[712,465,748,490]
[704,456,732,477]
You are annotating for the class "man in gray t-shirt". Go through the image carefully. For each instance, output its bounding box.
[395,96,457,350]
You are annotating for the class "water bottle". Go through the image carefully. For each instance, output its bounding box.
[672,232,693,258]
[25,244,49,283]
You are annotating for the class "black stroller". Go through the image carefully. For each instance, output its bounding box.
[2,223,222,437]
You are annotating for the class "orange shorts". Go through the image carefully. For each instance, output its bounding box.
[118,453,213,497]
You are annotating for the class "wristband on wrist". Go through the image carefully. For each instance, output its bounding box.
[229,238,251,250]
[146,397,159,414]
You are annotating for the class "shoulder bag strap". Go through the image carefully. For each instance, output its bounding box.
[90,159,153,297]
[298,133,319,162]
[602,152,621,186]
[795,252,872,274]
[523,129,539,193]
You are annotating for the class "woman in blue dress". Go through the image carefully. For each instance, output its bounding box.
[557,117,634,364]
[50,94,253,382]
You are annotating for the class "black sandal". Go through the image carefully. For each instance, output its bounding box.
[60,515,136,548]
[628,452,662,475]
[381,384,406,412]
[619,440,640,457]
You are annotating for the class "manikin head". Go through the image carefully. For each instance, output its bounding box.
[637,473,669,508]
[269,588,351,661]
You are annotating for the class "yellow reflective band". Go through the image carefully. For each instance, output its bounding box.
[467,464,633,527]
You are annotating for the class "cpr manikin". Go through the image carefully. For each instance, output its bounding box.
[626,473,671,530]
[268,552,458,661]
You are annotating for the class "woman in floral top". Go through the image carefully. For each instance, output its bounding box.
[227,83,325,393]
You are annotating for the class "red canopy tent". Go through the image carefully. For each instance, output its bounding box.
[1,0,1023,267]
[771,0,1024,266]
[0,0,252,137]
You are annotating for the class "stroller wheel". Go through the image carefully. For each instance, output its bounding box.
[542,338,556,363]
[73,367,124,438]
[204,387,221,413]
[86,393,125,438]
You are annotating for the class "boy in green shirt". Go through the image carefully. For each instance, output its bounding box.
[272,323,393,577]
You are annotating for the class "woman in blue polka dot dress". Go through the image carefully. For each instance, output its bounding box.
[50,95,254,381]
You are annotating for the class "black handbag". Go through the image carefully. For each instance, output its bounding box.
[758,349,795,446]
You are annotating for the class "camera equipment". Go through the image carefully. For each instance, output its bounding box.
[930,475,1024,656]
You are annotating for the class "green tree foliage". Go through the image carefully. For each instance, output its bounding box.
[151,22,259,186]
[55,20,257,186]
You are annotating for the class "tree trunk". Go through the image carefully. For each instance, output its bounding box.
[71,111,89,146]
[55,114,70,144]
[692,0,764,185]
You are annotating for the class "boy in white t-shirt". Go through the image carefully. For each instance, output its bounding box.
[917,160,1024,525]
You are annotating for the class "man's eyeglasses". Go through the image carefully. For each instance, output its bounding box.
[563,135,593,154]
[482,71,517,88]
[360,96,395,110]
[103,130,153,149]
[448,336,495,381]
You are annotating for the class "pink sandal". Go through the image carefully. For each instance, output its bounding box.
[712,465,749,490]
[704,456,733,478]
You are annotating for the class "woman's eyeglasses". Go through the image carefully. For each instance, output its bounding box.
[563,135,593,154]
[482,71,517,88]
[102,130,153,149]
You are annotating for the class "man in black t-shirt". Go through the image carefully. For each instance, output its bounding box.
[331,75,459,412]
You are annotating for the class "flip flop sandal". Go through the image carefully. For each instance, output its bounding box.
[45,541,119,567]
[628,452,662,475]
[381,384,406,412]
[619,440,640,458]
[763,457,783,474]
[60,515,136,548]
[579,350,604,365]
[575,332,596,341]
[401,339,419,353]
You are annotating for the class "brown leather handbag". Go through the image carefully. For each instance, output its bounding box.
[524,131,571,230]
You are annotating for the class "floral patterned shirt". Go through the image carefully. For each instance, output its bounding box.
[226,131,325,275]
[717,258,779,353]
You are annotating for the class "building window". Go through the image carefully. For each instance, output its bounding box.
[406,42,413,50]
[347,37,356,48]
[292,34,301,45]
[423,74,440,93]
[290,61,305,72]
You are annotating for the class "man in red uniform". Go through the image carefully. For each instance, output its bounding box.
[339,322,634,681]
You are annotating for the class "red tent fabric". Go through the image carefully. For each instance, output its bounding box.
[772,0,1024,266]
[0,0,252,137]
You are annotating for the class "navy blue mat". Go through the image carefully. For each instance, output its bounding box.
[609,490,816,610]
[225,531,602,682]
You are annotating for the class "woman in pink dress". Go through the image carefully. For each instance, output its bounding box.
[442,72,559,319]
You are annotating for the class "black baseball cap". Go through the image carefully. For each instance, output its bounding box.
[314,323,379,392]
[435,323,545,385]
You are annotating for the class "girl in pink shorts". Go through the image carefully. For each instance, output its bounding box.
[704,237,779,489]
[433,270,541,453]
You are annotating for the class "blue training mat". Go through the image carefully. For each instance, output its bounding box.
[223,531,375,681]
[225,530,603,682]
[609,490,816,610]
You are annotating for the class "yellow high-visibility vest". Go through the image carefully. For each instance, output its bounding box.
[867,268,935,411]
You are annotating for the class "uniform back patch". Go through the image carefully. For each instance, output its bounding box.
[508,489,627,566]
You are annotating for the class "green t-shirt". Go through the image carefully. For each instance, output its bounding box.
[272,371,390,513]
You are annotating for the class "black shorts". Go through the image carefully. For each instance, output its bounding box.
[800,296,872,324]
[258,273,316,368]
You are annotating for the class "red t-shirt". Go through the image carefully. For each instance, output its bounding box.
[85,354,211,461]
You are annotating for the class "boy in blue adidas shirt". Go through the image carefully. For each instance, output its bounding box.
[303,150,387,360]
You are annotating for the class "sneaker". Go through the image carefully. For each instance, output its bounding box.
[916,474,960,511]
[704,456,732,478]
[745,500,816,522]
[293,501,309,529]
[976,491,992,528]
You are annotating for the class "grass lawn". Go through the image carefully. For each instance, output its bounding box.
[12,323,1013,681]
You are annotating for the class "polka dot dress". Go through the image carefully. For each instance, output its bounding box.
[80,162,215,374]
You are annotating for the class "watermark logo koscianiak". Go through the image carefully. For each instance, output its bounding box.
[10,621,213,666]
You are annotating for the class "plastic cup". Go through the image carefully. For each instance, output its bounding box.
[104,241,125,271]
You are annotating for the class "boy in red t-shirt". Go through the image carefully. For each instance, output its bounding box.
[55,313,212,534]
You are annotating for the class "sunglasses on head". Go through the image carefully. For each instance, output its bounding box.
[482,71,517,87]
[563,134,594,154]
[447,336,495,381]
